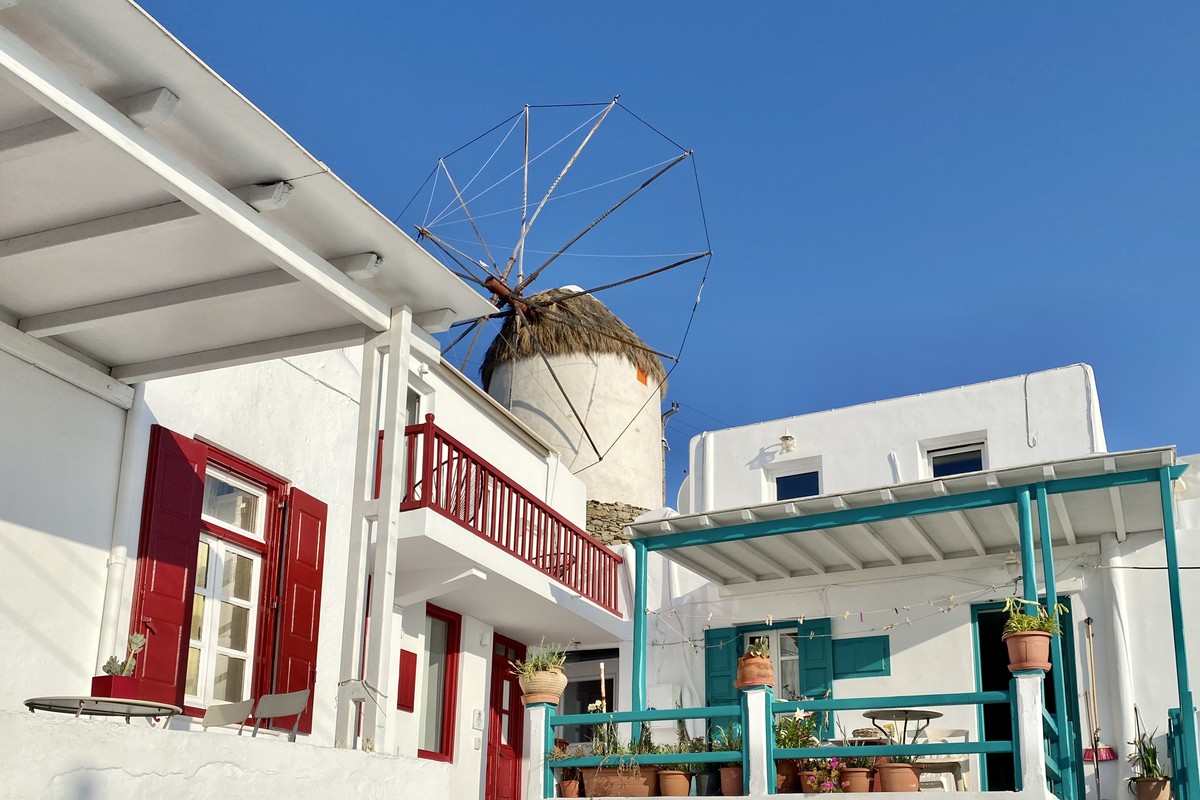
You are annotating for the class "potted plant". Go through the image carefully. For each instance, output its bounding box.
[657,743,693,797]
[92,633,146,699]
[1002,597,1067,672]
[875,752,922,791]
[512,639,569,705]
[584,710,658,797]
[1128,709,1171,800]
[548,743,583,798]
[735,636,774,689]
[712,724,745,796]
[839,755,875,793]
[776,705,821,792]
[812,757,847,793]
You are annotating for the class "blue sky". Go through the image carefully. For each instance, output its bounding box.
[139,2,1200,500]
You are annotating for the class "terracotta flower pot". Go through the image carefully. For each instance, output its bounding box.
[735,654,775,689]
[719,765,744,796]
[558,778,580,798]
[1002,631,1052,673]
[841,767,872,793]
[584,766,659,797]
[518,666,568,705]
[800,769,819,792]
[776,759,799,792]
[876,762,923,792]
[658,769,693,797]
[1133,778,1172,800]
[90,675,140,700]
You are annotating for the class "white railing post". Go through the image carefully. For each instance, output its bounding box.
[743,686,772,796]
[1013,671,1049,797]
[523,702,553,800]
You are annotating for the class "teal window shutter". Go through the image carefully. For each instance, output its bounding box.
[832,636,891,679]
[704,627,742,734]
[796,618,834,738]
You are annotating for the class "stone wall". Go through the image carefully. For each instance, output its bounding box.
[586,500,648,544]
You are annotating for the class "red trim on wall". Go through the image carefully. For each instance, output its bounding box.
[418,603,461,762]
[397,649,417,712]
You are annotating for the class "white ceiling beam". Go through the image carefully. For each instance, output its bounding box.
[703,544,759,583]
[110,324,365,382]
[0,87,177,163]
[1104,458,1128,543]
[413,307,456,334]
[667,550,730,586]
[946,510,988,557]
[18,270,296,337]
[776,534,828,575]
[984,474,1022,544]
[741,539,789,580]
[896,516,945,561]
[330,252,380,280]
[856,522,905,566]
[0,27,390,330]
[1051,494,1077,546]
[815,530,864,570]
[0,321,132,408]
[394,568,486,608]
[0,181,292,261]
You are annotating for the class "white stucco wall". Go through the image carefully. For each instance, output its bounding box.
[3,708,448,800]
[488,352,664,509]
[680,364,1105,514]
[0,352,126,704]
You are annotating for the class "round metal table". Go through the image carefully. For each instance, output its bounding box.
[863,708,943,744]
[25,696,182,729]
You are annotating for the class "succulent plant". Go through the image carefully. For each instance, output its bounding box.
[102,633,147,677]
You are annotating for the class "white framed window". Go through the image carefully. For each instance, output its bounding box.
[201,466,268,540]
[186,536,262,706]
[767,455,822,502]
[928,443,985,478]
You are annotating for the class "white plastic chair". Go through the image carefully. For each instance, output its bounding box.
[914,727,970,791]
[200,698,254,734]
[251,689,310,742]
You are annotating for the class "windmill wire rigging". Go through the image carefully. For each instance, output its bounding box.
[427,113,525,229]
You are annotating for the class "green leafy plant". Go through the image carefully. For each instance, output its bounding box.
[1002,596,1067,635]
[1128,708,1167,781]
[510,638,568,679]
[101,633,146,677]
[745,637,771,659]
[711,723,744,768]
[547,742,583,782]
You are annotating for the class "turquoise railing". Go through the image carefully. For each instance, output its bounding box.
[771,691,1016,796]
[545,706,742,798]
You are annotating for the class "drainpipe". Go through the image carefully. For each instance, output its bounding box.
[95,382,150,671]
[701,432,716,513]
[1099,534,1137,768]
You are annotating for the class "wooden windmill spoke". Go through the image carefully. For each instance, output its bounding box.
[513,150,693,294]
[501,97,620,281]
[554,252,711,301]
[514,305,603,460]
[444,317,491,353]
[517,104,530,284]
[438,158,500,273]
[416,227,494,285]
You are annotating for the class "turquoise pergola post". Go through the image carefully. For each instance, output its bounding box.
[1035,483,1076,800]
[1159,467,1199,800]
[1016,486,1039,610]
[632,539,648,713]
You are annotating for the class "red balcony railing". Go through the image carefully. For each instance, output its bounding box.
[398,414,623,616]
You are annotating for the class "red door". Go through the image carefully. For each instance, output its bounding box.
[486,635,526,800]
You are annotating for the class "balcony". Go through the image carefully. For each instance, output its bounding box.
[398,415,623,616]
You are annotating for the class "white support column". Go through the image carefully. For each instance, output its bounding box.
[1013,671,1049,798]
[360,307,413,753]
[743,687,772,797]
[523,703,552,800]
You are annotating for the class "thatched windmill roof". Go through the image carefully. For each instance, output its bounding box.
[480,288,667,392]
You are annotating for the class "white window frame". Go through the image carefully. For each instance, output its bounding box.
[926,442,986,478]
[186,535,262,708]
[201,464,268,541]
[765,455,823,503]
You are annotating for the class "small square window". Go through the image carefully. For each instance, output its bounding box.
[776,471,820,500]
[929,445,984,478]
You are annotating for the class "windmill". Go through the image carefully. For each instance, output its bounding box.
[397,99,711,512]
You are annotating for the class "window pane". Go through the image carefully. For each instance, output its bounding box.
[189,594,205,641]
[218,602,249,651]
[502,679,511,711]
[203,472,262,535]
[780,632,799,659]
[223,552,253,601]
[779,656,801,701]
[500,711,509,745]
[214,654,246,702]
[185,648,201,696]
[195,541,209,589]
[419,617,449,752]
[777,471,820,500]
[931,449,983,477]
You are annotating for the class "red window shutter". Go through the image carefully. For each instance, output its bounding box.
[274,487,327,735]
[397,649,417,712]
[129,425,207,706]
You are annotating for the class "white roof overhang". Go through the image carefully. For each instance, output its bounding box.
[627,447,1181,587]
[0,0,494,407]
